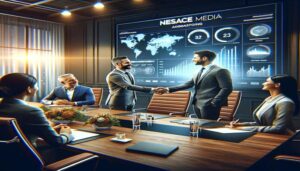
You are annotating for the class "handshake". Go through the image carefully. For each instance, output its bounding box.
[153,87,168,95]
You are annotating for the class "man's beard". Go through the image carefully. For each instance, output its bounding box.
[121,65,131,70]
[195,61,204,65]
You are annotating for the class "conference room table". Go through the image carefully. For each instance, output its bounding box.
[64,108,291,171]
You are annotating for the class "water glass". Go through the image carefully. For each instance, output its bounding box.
[145,113,154,126]
[132,113,141,131]
[189,120,200,137]
[115,132,126,139]
[81,105,88,111]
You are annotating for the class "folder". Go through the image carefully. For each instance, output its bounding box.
[126,141,179,157]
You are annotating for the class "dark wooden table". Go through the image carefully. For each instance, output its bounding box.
[66,109,290,171]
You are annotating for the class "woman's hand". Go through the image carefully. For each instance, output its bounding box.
[227,119,241,128]
[53,124,67,133]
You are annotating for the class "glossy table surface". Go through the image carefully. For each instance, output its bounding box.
[66,108,290,171]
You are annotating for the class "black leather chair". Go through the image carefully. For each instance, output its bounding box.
[0,117,99,171]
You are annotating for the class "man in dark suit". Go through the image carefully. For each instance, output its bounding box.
[41,74,95,106]
[159,50,233,120]
[106,56,154,111]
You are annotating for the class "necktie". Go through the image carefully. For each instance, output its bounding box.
[125,72,134,84]
[195,67,205,84]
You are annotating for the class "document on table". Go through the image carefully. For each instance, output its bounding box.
[71,129,100,142]
[204,128,251,133]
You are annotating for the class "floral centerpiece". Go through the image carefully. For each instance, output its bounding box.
[85,113,120,130]
[42,106,88,124]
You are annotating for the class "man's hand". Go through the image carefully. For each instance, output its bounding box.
[154,87,168,95]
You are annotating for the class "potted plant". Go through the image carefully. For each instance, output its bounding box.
[86,113,120,130]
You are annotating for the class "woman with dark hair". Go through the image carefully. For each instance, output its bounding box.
[0,73,74,148]
[230,75,299,134]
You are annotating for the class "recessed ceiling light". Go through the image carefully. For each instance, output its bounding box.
[61,9,71,16]
[94,2,104,9]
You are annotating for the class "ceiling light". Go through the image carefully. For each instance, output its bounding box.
[94,1,104,9]
[61,9,71,16]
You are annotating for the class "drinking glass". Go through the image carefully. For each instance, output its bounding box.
[81,105,88,111]
[145,113,154,126]
[189,119,200,137]
[132,113,141,131]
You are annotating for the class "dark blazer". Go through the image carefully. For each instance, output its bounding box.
[105,69,152,109]
[169,65,232,108]
[0,98,70,146]
[242,95,295,134]
[41,85,95,106]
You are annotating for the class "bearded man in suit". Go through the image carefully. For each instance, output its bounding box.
[105,56,155,111]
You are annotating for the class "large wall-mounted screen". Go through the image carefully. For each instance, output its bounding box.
[116,3,282,89]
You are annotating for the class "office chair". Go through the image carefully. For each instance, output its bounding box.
[92,88,103,107]
[0,117,99,171]
[217,91,242,122]
[145,91,191,116]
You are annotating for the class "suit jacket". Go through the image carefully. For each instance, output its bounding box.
[169,65,232,108]
[41,85,95,106]
[0,98,70,146]
[105,69,152,109]
[243,95,295,134]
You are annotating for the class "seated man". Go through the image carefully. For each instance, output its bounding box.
[41,74,95,106]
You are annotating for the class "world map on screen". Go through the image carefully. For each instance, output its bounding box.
[120,33,184,58]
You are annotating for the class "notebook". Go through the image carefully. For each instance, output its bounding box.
[126,141,179,157]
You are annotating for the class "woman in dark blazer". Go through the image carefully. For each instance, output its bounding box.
[0,73,74,147]
[230,75,299,134]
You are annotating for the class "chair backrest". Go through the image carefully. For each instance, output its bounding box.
[92,88,103,107]
[0,117,44,170]
[146,91,191,115]
[218,91,242,121]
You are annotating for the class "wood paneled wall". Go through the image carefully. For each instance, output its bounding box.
[65,0,300,123]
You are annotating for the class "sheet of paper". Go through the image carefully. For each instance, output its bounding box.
[204,128,251,133]
[71,129,99,142]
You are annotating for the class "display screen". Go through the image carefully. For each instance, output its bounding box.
[116,3,282,89]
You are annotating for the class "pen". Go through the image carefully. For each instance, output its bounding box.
[233,119,239,124]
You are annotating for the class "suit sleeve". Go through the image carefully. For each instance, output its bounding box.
[41,89,57,105]
[109,73,152,92]
[245,101,295,134]
[75,88,96,106]
[168,78,194,93]
[211,69,233,107]
[25,108,72,146]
